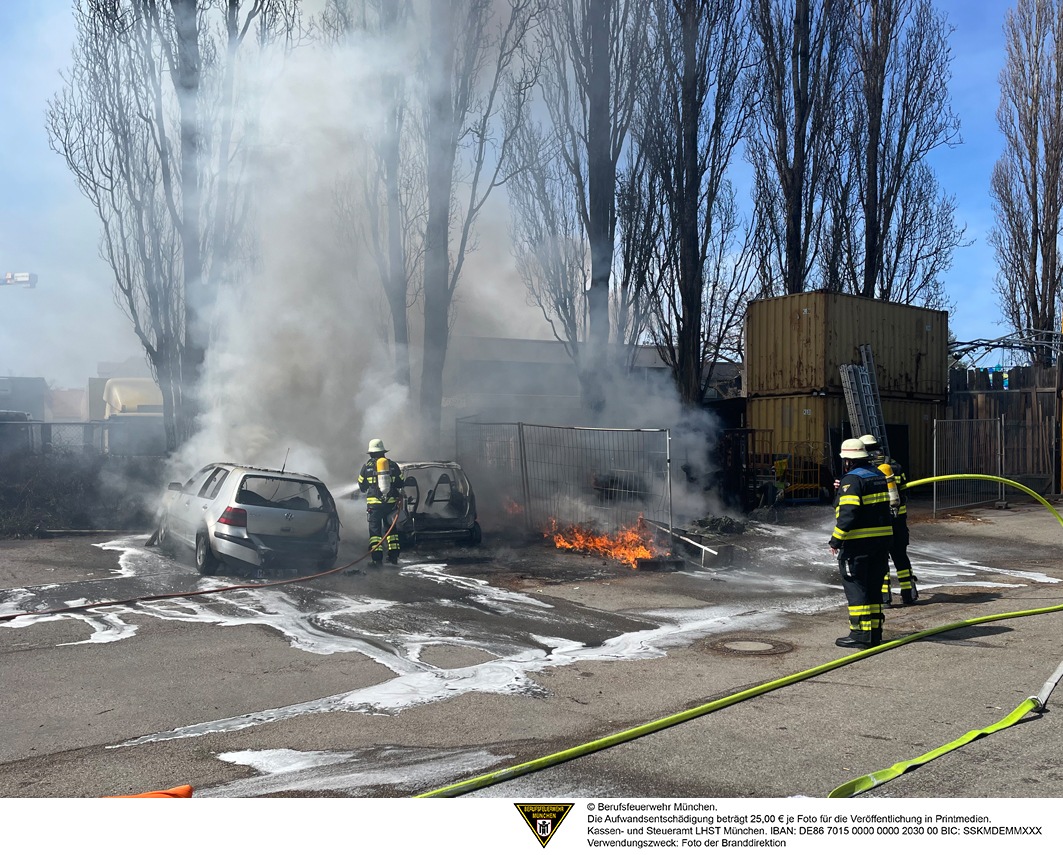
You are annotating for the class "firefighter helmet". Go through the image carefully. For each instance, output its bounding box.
[367,438,387,455]
[858,434,880,451]
[840,438,869,459]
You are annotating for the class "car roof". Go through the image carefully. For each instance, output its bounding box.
[201,462,325,482]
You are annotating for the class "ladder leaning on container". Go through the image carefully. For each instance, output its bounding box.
[839,344,888,456]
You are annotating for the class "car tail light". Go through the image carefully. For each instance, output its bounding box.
[218,506,247,527]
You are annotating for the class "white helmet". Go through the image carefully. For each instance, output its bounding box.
[858,434,880,450]
[840,438,869,460]
[367,438,387,454]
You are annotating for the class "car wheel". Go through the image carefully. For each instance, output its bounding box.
[195,531,220,575]
[317,551,339,571]
[467,521,482,546]
[157,519,173,554]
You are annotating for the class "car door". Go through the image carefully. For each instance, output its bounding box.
[170,466,220,545]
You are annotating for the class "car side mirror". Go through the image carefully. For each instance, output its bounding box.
[167,482,182,491]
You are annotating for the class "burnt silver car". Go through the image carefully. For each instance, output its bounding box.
[157,463,340,574]
[397,461,481,548]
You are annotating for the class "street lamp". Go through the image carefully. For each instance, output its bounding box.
[2,272,38,288]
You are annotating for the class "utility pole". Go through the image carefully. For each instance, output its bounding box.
[2,272,38,288]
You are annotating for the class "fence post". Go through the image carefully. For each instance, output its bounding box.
[932,418,938,519]
[517,422,531,534]
[666,429,673,535]
[998,415,1005,505]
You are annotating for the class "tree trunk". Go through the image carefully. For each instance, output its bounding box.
[585,0,613,412]
[420,0,459,441]
[172,0,205,444]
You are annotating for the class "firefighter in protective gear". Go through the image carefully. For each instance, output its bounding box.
[357,438,404,565]
[859,434,918,605]
[829,438,893,649]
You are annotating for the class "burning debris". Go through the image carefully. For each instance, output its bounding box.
[545,516,666,569]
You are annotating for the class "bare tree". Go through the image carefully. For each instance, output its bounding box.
[509,0,648,410]
[844,0,962,303]
[748,0,848,295]
[419,0,540,441]
[633,0,754,405]
[324,0,424,388]
[991,0,1063,367]
[48,0,298,449]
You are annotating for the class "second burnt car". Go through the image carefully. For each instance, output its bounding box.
[396,461,481,548]
[157,463,341,574]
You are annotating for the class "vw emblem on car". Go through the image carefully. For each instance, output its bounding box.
[284,512,294,520]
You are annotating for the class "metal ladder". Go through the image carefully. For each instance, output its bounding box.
[840,345,889,457]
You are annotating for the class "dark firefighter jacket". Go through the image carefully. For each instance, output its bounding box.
[830,464,894,558]
[358,457,404,505]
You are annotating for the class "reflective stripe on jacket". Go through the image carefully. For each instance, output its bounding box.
[830,465,893,555]
[358,457,403,505]
[872,452,908,516]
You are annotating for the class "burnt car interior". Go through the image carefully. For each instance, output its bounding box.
[237,478,329,511]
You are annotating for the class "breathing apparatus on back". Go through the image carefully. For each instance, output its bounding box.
[367,438,394,495]
[859,434,900,511]
[376,455,392,494]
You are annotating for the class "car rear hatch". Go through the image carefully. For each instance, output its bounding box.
[235,476,334,552]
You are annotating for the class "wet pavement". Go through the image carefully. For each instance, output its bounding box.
[1,499,1061,799]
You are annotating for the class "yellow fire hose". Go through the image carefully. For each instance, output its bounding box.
[417,474,1063,799]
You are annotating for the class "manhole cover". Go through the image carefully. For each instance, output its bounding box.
[705,637,794,656]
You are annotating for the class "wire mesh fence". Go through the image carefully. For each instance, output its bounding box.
[0,420,165,459]
[456,417,672,534]
[933,418,1003,515]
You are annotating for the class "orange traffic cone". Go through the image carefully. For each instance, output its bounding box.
[108,784,193,798]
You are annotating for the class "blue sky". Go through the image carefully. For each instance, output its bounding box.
[0,1,1020,387]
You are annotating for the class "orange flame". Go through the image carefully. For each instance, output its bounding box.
[546,516,658,568]
[504,498,523,517]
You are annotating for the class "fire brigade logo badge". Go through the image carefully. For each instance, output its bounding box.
[515,803,573,847]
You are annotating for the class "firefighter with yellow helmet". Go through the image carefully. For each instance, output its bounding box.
[829,438,894,649]
[357,438,405,566]
[859,434,918,605]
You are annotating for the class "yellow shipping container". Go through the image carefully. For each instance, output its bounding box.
[745,292,948,399]
[747,394,940,483]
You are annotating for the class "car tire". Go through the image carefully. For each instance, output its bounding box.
[195,531,220,575]
[317,551,339,571]
[157,519,174,555]
[467,521,482,547]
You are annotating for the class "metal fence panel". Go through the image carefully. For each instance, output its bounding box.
[456,418,672,534]
[933,418,1003,515]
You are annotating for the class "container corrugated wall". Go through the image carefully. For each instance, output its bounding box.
[747,394,939,479]
[745,293,948,398]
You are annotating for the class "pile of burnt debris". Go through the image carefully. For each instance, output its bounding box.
[687,516,748,536]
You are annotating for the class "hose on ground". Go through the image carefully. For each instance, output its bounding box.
[416,474,1063,798]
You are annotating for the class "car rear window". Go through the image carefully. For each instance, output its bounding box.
[237,477,330,511]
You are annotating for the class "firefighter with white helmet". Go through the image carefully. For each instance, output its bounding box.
[859,434,918,605]
[356,438,404,567]
[829,438,894,649]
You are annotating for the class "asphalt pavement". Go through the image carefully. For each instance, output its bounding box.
[0,496,1061,804]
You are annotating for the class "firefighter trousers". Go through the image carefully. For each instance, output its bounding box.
[881,519,918,604]
[367,502,401,564]
[839,551,889,645]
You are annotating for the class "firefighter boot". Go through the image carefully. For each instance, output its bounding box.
[835,634,871,650]
[387,551,400,565]
[870,629,883,646]
[902,575,919,604]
